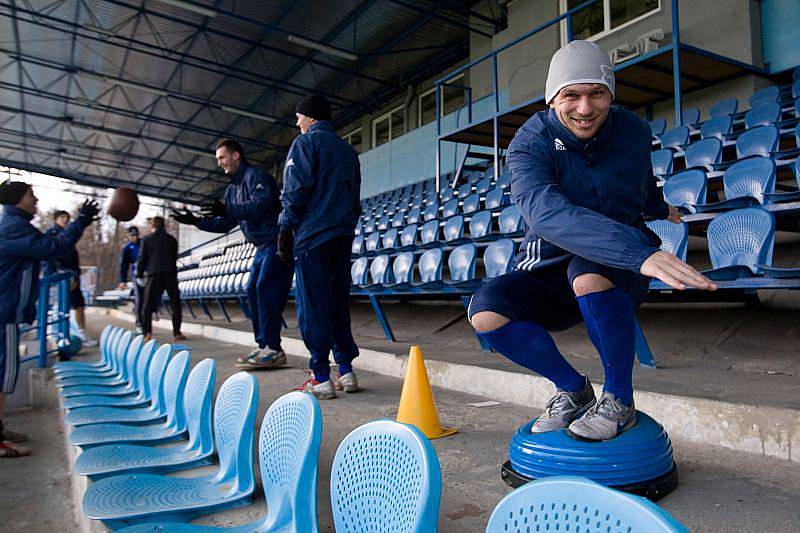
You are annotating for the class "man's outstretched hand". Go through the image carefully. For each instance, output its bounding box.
[77,199,100,224]
[199,200,226,218]
[170,208,199,226]
[640,251,716,291]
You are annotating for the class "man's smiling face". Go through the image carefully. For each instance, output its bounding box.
[550,83,612,140]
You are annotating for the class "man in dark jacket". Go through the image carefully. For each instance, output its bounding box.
[136,216,184,342]
[117,226,142,331]
[171,139,292,368]
[0,181,98,457]
[468,41,716,441]
[277,94,362,399]
[45,210,97,347]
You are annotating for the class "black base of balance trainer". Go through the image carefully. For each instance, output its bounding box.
[503,411,679,501]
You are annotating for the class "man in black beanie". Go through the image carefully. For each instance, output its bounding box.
[278,94,362,399]
[0,181,98,457]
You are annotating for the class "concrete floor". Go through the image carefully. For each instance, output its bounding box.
[3,316,800,532]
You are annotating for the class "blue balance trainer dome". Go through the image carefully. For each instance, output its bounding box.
[502,411,678,501]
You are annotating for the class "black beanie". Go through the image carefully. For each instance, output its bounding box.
[0,180,30,205]
[295,94,331,121]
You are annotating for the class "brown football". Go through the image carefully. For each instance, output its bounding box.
[108,187,140,221]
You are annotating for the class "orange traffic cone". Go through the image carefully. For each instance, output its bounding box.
[396,345,457,439]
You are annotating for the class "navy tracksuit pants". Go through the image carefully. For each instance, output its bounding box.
[246,244,293,350]
[294,235,359,381]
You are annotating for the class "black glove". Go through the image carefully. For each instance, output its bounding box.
[199,199,226,218]
[77,199,100,224]
[170,208,200,226]
[277,228,294,266]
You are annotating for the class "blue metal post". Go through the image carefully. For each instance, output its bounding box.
[57,277,70,343]
[566,14,573,42]
[184,300,197,319]
[435,83,442,193]
[671,0,682,126]
[492,54,500,181]
[368,294,395,342]
[634,318,657,368]
[37,282,48,367]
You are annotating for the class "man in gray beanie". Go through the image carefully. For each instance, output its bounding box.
[468,40,715,441]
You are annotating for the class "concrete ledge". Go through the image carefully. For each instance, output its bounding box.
[90,308,800,463]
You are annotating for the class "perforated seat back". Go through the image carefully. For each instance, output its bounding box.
[710,97,738,117]
[330,420,442,533]
[736,126,778,159]
[651,149,674,176]
[183,358,216,455]
[723,156,776,204]
[663,169,707,210]
[707,208,775,271]
[749,85,779,107]
[646,220,689,261]
[700,115,733,141]
[212,372,258,492]
[744,102,781,129]
[660,126,689,150]
[684,138,722,170]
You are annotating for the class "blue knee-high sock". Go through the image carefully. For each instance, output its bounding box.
[478,321,585,392]
[577,288,636,406]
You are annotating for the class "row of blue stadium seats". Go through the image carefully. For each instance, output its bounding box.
[652,124,799,178]
[179,271,252,297]
[352,207,796,296]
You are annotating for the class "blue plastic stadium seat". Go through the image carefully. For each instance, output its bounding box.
[793,80,800,99]
[442,216,465,243]
[646,220,689,261]
[376,215,389,231]
[710,97,738,117]
[420,220,441,245]
[446,244,478,289]
[744,102,781,129]
[53,325,114,374]
[390,211,405,228]
[476,177,492,195]
[442,199,459,218]
[764,159,800,203]
[651,149,674,178]
[73,358,217,480]
[399,224,418,248]
[660,126,689,150]
[58,330,135,386]
[684,138,722,171]
[387,252,415,290]
[457,182,472,198]
[648,118,666,139]
[694,156,776,212]
[65,344,172,426]
[662,169,707,213]
[704,207,775,280]
[381,228,399,250]
[364,232,380,252]
[351,235,364,255]
[682,107,701,127]
[415,248,444,290]
[439,187,455,202]
[461,194,480,214]
[69,347,190,448]
[422,203,439,221]
[406,207,421,225]
[700,115,733,141]
[60,333,139,398]
[484,239,517,279]
[749,85,780,107]
[495,169,511,189]
[736,125,778,159]
[330,420,442,533]
[84,373,259,530]
[498,205,524,235]
[485,476,688,533]
[369,255,394,287]
[484,188,509,210]
[350,257,368,287]
[469,210,493,240]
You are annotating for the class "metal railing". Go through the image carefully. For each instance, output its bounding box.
[19,272,71,367]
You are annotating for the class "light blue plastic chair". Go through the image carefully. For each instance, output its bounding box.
[351,235,364,255]
[660,126,689,151]
[350,257,368,287]
[443,215,465,243]
[704,208,775,280]
[499,205,523,235]
[64,344,175,426]
[684,138,722,171]
[682,107,701,127]
[399,224,418,248]
[484,188,509,210]
[55,327,124,379]
[662,169,707,213]
[420,219,441,245]
[364,232,380,252]
[651,149,674,178]
[381,228,399,250]
[116,391,323,533]
[330,420,442,533]
[387,252,415,290]
[700,115,733,141]
[69,347,191,448]
[693,156,776,212]
[648,118,666,139]
[462,194,480,214]
[735,125,778,159]
[710,97,738,117]
[485,476,688,533]
[744,102,781,129]
[446,243,478,289]
[62,339,158,410]
[646,220,689,261]
[484,239,517,279]
[59,333,139,396]
[53,325,115,374]
[764,159,800,203]
[442,199,459,218]
[73,358,216,480]
[368,255,394,287]
[414,248,444,290]
[749,85,779,107]
[83,372,259,529]
[469,210,493,240]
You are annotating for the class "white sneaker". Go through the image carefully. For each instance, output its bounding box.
[76,329,98,347]
[337,372,360,393]
[300,377,337,400]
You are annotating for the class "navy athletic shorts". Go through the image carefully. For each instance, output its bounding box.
[467,256,649,331]
[70,287,85,309]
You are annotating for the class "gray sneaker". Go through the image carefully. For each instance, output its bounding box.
[237,348,287,369]
[236,346,264,365]
[336,372,360,393]
[530,378,595,434]
[567,392,637,441]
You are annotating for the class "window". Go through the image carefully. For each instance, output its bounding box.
[372,105,405,148]
[418,74,466,127]
[562,0,660,42]
[344,128,363,152]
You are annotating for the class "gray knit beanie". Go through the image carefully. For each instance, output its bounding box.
[545,40,615,104]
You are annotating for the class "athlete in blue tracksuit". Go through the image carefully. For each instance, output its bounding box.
[469,41,715,441]
[0,181,98,457]
[278,94,362,399]
[172,139,292,367]
[118,226,142,328]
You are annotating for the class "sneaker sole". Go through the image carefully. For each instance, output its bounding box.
[566,414,638,442]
